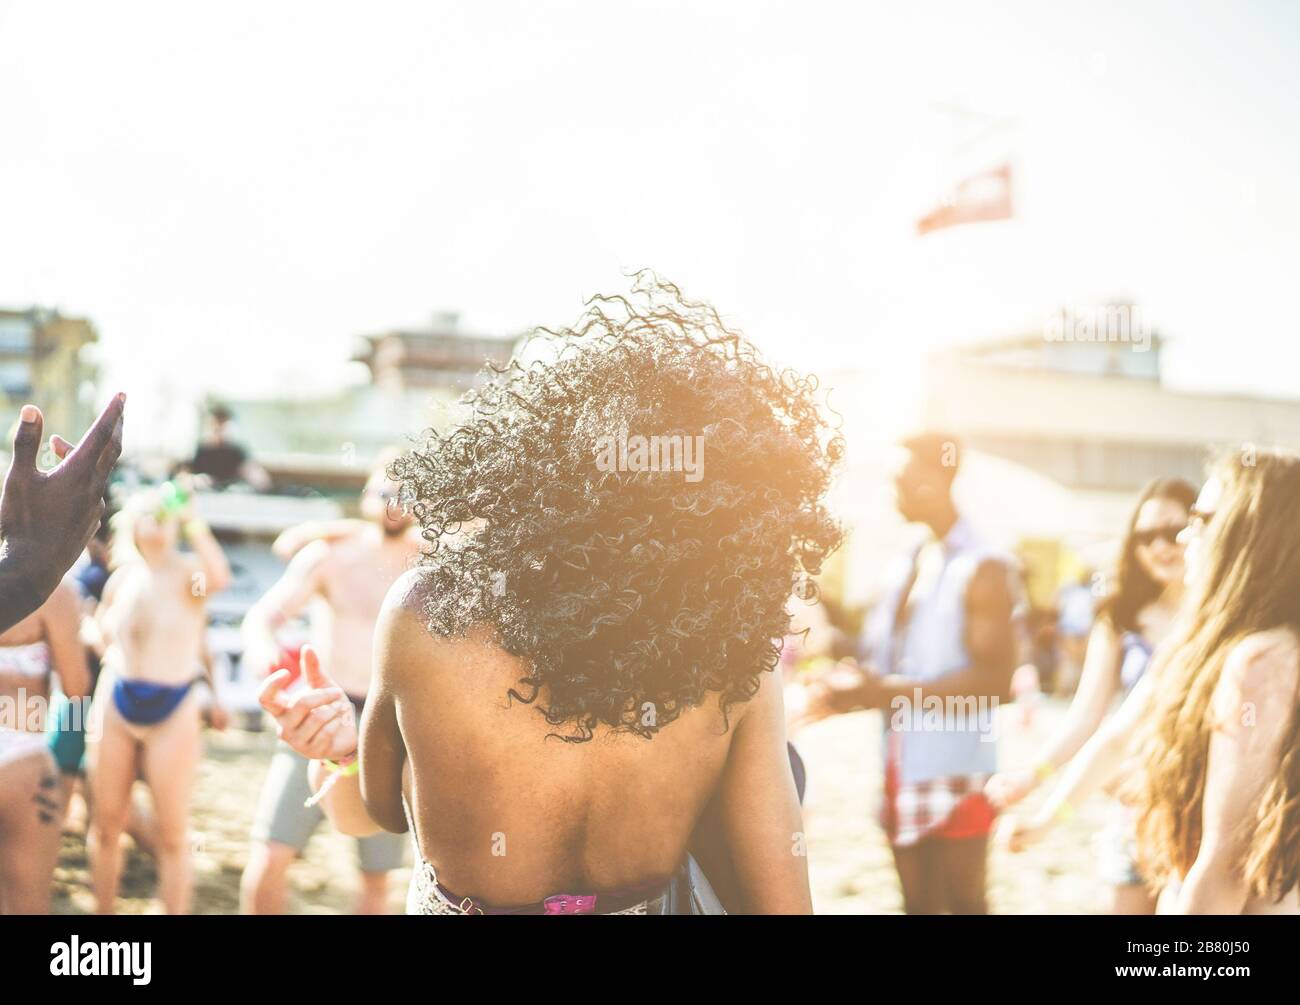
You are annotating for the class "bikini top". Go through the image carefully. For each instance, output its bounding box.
[0,642,52,681]
[1118,631,1154,694]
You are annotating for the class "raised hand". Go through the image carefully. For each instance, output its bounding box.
[257,643,358,762]
[0,394,125,631]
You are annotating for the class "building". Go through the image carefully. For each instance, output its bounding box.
[352,310,516,394]
[916,306,1300,606]
[223,311,522,500]
[830,304,1300,612]
[0,307,100,441]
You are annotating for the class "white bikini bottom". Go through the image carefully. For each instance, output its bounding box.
[0,726,52,770]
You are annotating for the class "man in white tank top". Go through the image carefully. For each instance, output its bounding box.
[809,433,1018,913]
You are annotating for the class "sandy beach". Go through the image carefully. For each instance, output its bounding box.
[51,697,1107,915]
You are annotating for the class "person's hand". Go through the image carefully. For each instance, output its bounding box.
[0,395,124,628]
[170,473,197,522]
[823,662,900,711]
[257,644,357,761]
[985,768,1038,810]
[789,660,889,730]
[996,812,1051,854]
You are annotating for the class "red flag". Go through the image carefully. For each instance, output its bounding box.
[916,162,1014,235]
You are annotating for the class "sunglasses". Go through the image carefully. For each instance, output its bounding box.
[1133,524,1186,547]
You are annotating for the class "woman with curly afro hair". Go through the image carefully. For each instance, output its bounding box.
[259,274,843,914]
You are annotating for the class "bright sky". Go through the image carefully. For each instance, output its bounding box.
[3,0,1299,453]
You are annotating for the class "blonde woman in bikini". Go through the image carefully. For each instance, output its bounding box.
[87,483,230,914]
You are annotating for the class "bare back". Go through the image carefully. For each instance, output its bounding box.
[360,572,809,912]
[402,631,735,898]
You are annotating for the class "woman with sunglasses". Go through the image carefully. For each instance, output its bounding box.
[988,476,1195,913]
[1132,450,1300,913]
[86,481,230,913]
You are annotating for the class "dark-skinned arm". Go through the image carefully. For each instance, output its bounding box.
[0,396,124,632]
[820,558,1016,712]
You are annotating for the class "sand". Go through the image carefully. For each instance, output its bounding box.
[50,698,1107,915]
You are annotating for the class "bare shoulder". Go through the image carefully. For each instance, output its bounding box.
[40,577,82,620]
[47,575,81,608]
[1219,628,1300,708]
[99,564,135,604]
[375,569,490,677]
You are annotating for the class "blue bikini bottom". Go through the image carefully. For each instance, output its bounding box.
[112,677,197,726]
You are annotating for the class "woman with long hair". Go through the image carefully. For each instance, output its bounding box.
[1133,449,1300,912]
[258,276,842,914]
[1001,449,1300,914]
[87,481,229,913]
[987,476,1195,913]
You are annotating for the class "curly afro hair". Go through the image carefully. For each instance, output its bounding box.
[391,273,843,741]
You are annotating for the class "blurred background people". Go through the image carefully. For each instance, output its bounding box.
[1134,450,1300,914]
[183,403,270,492]
[0,578,91,913]
[238,459,420,915]
[987,476,1195,914]
[806,432,1018,914]
[1054,570,1097,697]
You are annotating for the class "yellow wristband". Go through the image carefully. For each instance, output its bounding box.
[1035,761,1056,783]
[303,757,357,809]
[324,757,359,777]
[183,518,208,538]
[1054,800,1075,824]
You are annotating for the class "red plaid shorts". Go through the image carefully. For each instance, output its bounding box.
[882,740,997,847]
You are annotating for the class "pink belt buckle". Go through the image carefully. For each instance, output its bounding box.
[543,894,597,915]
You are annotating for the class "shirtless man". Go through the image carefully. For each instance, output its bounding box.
[0,580,90,913]
[88,484,231,914]
[239,460,421,915]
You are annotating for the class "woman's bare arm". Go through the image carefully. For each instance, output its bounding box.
[1001,671,1154,851]
[1042,618,1122,768]
[184,518,231,596]
[1175,633,1299,913]
[356,576,420,836]
[717,669,812,914]
[41,578,92,698]
[1032,671,1152,826]
[989,618,1122,809]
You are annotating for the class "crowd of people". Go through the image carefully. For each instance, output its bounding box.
[1,278,1298,916]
